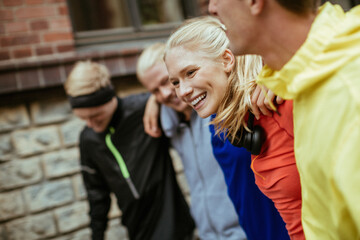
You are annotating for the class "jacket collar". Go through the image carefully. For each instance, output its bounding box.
[161,105,196,138]
[108,97,123,131]
[257,2,353,99]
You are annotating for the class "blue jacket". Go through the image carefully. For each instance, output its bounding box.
[161,106,246,240]
[209,117,290,240]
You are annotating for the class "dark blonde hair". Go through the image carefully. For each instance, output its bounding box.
[64,60,111,97]
[165,16,263,143]
[214,55,263,143]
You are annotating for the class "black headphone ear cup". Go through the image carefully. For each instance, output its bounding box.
[230,112,265,155]
[251,126,264,155]
[242,132,252,150]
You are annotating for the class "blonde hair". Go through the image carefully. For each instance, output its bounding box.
[64,60,111,97]
[165,16,229,62]
[214,55,263,143]
[165,16,263,143]
[136,42,166,81]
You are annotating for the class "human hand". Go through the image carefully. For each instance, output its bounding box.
[251,84,283,120]
[143,94,162,138]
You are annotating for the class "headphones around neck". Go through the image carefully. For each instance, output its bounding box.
[231,112,265,155]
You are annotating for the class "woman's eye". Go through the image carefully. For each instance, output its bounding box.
[187,70,196,77]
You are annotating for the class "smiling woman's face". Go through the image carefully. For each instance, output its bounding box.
[165,46,231,118]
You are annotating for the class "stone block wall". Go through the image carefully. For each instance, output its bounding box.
[0,82,189,240]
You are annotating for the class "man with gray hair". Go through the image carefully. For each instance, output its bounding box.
[137,43,247,240]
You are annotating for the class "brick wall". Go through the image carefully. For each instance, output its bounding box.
[0,1,198,239]
[0,0,73,61]
[0,81,190,240]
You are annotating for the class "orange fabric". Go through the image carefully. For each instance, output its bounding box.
[251,100,304,240]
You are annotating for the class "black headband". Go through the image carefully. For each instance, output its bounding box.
[68,85,116,108]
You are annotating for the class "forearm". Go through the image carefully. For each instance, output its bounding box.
[88,196,111,240]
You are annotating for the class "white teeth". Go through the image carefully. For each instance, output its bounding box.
[191,93,206,106]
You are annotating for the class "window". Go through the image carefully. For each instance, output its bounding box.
[67,0,200,48]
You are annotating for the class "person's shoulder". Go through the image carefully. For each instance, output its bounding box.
[160,105,178,122]
[160,105,180,138]
[117,92,150,122]
[121,92,150,109]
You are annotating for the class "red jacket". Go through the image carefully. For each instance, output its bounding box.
[251,100,304,240]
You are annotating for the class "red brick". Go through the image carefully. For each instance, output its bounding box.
[56,43,74,53]
[15,6,56,19]
[49,18,71,30]
[3,0,23,6]
[30,20,49,31]
[58,5,68,15]
[120,48,142,56]
[1,34,39,47]
[46,0,65,2]
[0,10,14,21]
[5,22,28,33]
[43,32,73,42]
[0,51,11,61]
[25,0,44,5]
[0,24,4,35]
[36,46,53,55]
[13,47,32,58]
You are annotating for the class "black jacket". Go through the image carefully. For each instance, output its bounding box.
[79,93,194,240]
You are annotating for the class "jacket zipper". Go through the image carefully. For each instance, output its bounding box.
[105,126,140,199]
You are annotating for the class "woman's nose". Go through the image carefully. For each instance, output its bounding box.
[178,83,193,99]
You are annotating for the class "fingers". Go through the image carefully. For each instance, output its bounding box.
[258,89,272,118]
[143,115,162,138]
[251,85,272,119]
[251,85,262,120]
[263,90,276,113]
[276,96,284,105]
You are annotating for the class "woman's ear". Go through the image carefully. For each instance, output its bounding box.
[222,49,235,73]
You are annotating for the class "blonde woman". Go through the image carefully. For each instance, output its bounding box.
[164,16,304,240]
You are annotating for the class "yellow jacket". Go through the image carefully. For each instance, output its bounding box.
[257,3,360,239]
